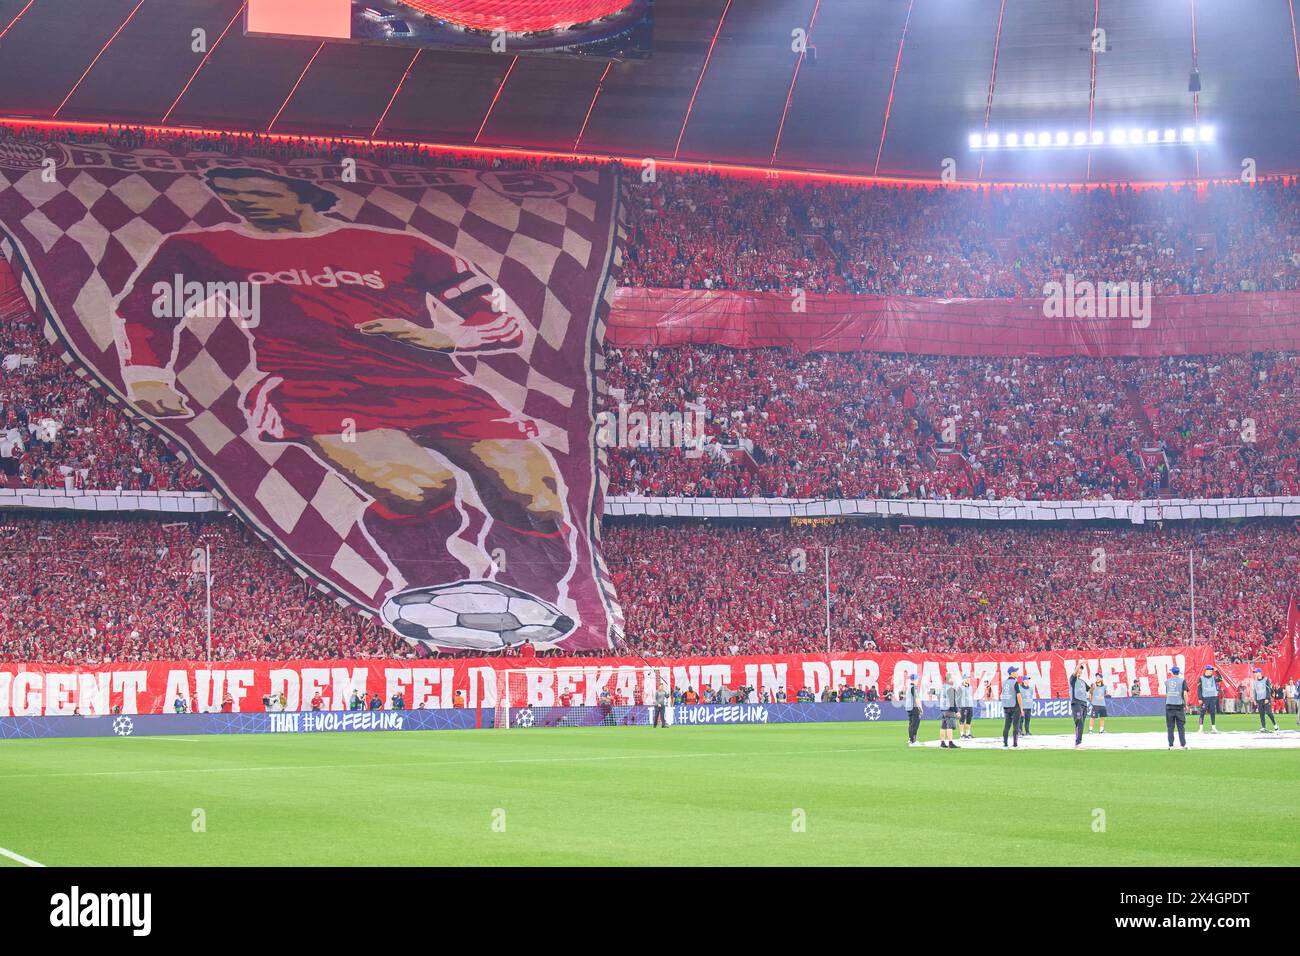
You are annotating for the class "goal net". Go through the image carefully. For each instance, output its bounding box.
[493,667,669,729]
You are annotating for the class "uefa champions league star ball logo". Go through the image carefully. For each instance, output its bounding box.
[863,704,882,721]
[514,709,536,728]
[112,716,135,737]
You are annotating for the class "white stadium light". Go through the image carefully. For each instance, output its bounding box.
[968,123,1215,149]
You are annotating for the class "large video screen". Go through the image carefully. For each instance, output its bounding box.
[247,0,653,60]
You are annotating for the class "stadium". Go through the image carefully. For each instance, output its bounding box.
[0,0,1297,919]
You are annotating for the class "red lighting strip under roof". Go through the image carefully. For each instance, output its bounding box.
[1,116,1285,191]
[873,0,914,176]
[0,0,36,44]
[574,61,613,153]
[475,55,518,144]
[771,0,821,165]
[162,2,246,125]
[267,41,325,133]
[53,0,148,118]
[674,0,733,159]
[372,48,422,139]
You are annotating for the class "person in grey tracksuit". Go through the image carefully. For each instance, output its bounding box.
[1000,666,1021,748]
[1252,668,1278,731]
[1088,676,1107,734]
[1068,664,1090,748]
[1019,676,1034,735]
[1197,665,1220,733]
[939,675,961,749]
[652,684,669,728]
[958,675,975,739]
[904,673,923,745]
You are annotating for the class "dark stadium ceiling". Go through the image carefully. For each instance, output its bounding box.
[1,0,1299,183]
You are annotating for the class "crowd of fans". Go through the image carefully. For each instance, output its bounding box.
[604,520,1297,663]
[604,346,1300,500]
[0,283,205,492]
[0,514,403,664]
[0,513,1291,665]
[0,124,1296,668]
[623,174,1300,296]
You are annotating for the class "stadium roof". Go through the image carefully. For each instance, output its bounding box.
[0,0,1297,184]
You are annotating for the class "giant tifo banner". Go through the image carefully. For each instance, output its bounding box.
[0,647,1211,716]
[0,139,625,653]
[608,288,1300,357]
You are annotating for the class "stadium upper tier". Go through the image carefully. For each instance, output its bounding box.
[4,125,1300,297]
[0,514,1290,664]
[0,126,1297,503]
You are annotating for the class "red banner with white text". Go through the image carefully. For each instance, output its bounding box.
[0,646,1211,716]
[608,288,1300,357]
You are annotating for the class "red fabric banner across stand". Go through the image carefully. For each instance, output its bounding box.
[0,645,1211,716]
[608,288,1300,357]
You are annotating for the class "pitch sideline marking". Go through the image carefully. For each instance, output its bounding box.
[0,745,884,782]
[0,845,44,867]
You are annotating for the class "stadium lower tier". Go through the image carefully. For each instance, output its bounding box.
[0,512,1293,664]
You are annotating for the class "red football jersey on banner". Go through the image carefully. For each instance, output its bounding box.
[117,224,533,441]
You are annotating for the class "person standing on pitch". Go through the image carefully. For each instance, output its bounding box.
[939,673,960,749]
[1252,667,1278,732]
[1019,672,1034,736]
[958,674,975,740]
[652,680,669,729]
[1000,666,1022,748]
[1069,663,1090,749]
[1087,673,1107,734]
[1197,664,1221,734]
[1165,665,1188,749]
[904,672,923,747]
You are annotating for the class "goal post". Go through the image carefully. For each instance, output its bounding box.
[493,666,671,729]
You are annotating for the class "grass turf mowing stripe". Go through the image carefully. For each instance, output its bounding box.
[0,716,1294,866]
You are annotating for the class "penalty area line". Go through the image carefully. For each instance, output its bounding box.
[0,845,45,867]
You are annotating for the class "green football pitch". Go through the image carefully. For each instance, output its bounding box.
[1,715,1295,867]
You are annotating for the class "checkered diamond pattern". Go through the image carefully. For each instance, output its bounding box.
[0,142,625,649]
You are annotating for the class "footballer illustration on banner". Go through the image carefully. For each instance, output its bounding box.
[0,143,625,652]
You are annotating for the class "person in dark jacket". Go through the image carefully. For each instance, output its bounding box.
[1068,663,1090,749]
[1165,666,1188,749]
[1000,666,1022,749]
